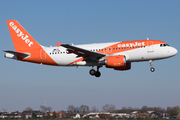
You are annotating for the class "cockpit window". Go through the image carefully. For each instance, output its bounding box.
[160,44,169,47]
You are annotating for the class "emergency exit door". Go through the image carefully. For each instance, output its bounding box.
[40,49,46,60]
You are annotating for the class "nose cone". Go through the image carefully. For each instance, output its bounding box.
[171,47,178,56]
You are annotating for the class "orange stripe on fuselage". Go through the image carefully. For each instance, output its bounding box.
[17,48,59,66]
[67,40,166,66]
[97,40,166,54]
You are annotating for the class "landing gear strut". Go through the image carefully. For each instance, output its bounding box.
[89,66,101,77]
[149,60,155,72]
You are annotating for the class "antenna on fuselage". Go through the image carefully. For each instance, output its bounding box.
[147,37,149,40]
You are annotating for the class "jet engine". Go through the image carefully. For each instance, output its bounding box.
[105,55,126,68]
[105,55,131,71]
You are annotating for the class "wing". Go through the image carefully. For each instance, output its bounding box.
[58,42,106,61]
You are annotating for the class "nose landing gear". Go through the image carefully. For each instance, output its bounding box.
[89,66,101,77]
[150,67,155,72]
[149,60,155,72]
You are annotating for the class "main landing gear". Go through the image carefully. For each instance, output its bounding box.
[89,66,101,77]
[149,60,155,72]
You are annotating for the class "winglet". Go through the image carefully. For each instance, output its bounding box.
[56,42,62,47]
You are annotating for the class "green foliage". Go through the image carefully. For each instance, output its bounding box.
[52,111,56,118]
[32,113,37,119]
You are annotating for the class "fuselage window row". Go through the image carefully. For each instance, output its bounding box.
[90,46,146,52]
[49,46,147,55]
[50,51,67,55]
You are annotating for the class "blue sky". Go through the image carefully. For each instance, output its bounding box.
[0,0,179,112]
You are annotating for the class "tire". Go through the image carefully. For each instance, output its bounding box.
[95,71,101,77]
[89,69,96,75]
[150,67,155,72]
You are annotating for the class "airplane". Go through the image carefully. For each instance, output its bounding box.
[4,20,178,77]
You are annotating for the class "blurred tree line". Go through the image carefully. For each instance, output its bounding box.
[17,104,180,118]
[116,105,180,116]
[67,104,180,116]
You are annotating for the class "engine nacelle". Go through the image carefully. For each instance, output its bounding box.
[105,55,126,68]
[105,55,131,71]
[114,62,131,71]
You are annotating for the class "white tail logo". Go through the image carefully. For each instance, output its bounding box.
[9,22,33,47]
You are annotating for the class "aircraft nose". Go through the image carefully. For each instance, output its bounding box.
[171,47,178,56]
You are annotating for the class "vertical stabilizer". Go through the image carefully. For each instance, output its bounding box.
[6,20,41,52]
[6,20,58,66]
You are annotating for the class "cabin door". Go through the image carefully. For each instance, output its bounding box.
[147,41,154,52]
[40,49,46,60]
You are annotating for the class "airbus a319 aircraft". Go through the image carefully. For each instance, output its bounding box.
[4,20,178,77]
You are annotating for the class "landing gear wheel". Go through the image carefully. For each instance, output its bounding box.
[95,71,101,77]
[89,66,102,77]
[150,67,155,72]
[89,69,96,76]
[149,60,155,72]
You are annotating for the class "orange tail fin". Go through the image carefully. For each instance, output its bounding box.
[6,20,41,52]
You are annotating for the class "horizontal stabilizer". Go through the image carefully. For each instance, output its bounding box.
[4,50,30,58]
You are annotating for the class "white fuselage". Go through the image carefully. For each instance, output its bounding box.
[42,42,177,66]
